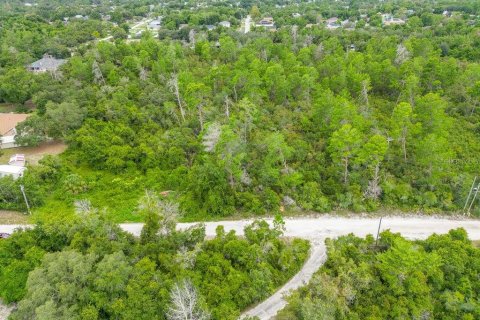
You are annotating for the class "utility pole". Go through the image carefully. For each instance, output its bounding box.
[463,177,477,213]
[464,177,480,216]
[375,216,383,247]
[20,185,31,215]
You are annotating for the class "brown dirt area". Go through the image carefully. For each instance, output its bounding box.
[0,140,67,164]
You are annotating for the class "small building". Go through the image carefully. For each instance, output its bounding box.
[149,17,162,30]
[326,17,341,29]
[27,54,66,73]
[326,17,339,24]
[205,25,216,31]
[0,113,29,149]
[292,13,302,18]
[218,21,231,28]
[73,14,88,20]
[256,17,275,29]
[382,14,405,26]
[0,165,26,180]
[9,154,26,166]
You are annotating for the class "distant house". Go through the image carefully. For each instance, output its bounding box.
[292,13,302,18]
[218,21,231,28]
[0,165,26,180]
[382,14,405,26]
[27,54,66,73]
[149,17,162,30]
[0,113,29,149]
[74,14,88,20]
[205,25,216,31]
[326,17,339,24]
[256,17,275,29]
[326,17,341,29]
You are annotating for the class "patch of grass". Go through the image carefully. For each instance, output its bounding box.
[0,103,17,113]
[0,210,29,224]
[31,199,75,225]
[473,240,480,248]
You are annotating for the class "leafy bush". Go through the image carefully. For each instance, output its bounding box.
[279,229,480,319]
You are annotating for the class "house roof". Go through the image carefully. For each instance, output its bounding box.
[327,17,339,23]
[0,113,29,136]
[28,54,66,71]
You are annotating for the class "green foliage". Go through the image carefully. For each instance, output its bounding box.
[0,216,309,319]
[2,0,480,219]
[279,229,480,320]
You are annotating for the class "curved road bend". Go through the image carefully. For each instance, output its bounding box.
[124,216,480,319]
[2,216,480,319]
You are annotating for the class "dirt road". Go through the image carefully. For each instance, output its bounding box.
[124,216,480,319]
[2,216,480,320]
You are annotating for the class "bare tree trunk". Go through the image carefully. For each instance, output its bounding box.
[343,158,349,184]
[365,164,382,200]
[197,104,204,131]
[233,85,238,102]
[401,127,408,161]
[168,74,186,122]
[228,170,235,188]
[224,96,231,118]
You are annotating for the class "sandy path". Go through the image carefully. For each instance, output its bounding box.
[2,216,480,319]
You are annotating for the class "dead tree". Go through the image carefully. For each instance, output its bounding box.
[167,280,210,320]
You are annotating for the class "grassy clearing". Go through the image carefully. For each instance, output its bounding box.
[0,103,17,113]
[473,240,480,248]
[0,210,29,224]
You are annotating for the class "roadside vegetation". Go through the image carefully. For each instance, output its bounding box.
[278,228,480,320]
[0,200,308,319]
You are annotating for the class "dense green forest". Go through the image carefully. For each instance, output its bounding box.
[278,228,480,319]
[2,0,480,220]
[0,201,308,319]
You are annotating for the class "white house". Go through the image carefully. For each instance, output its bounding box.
[0,113,29,149]
[219,21,231,28]
[0,165,26,180]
